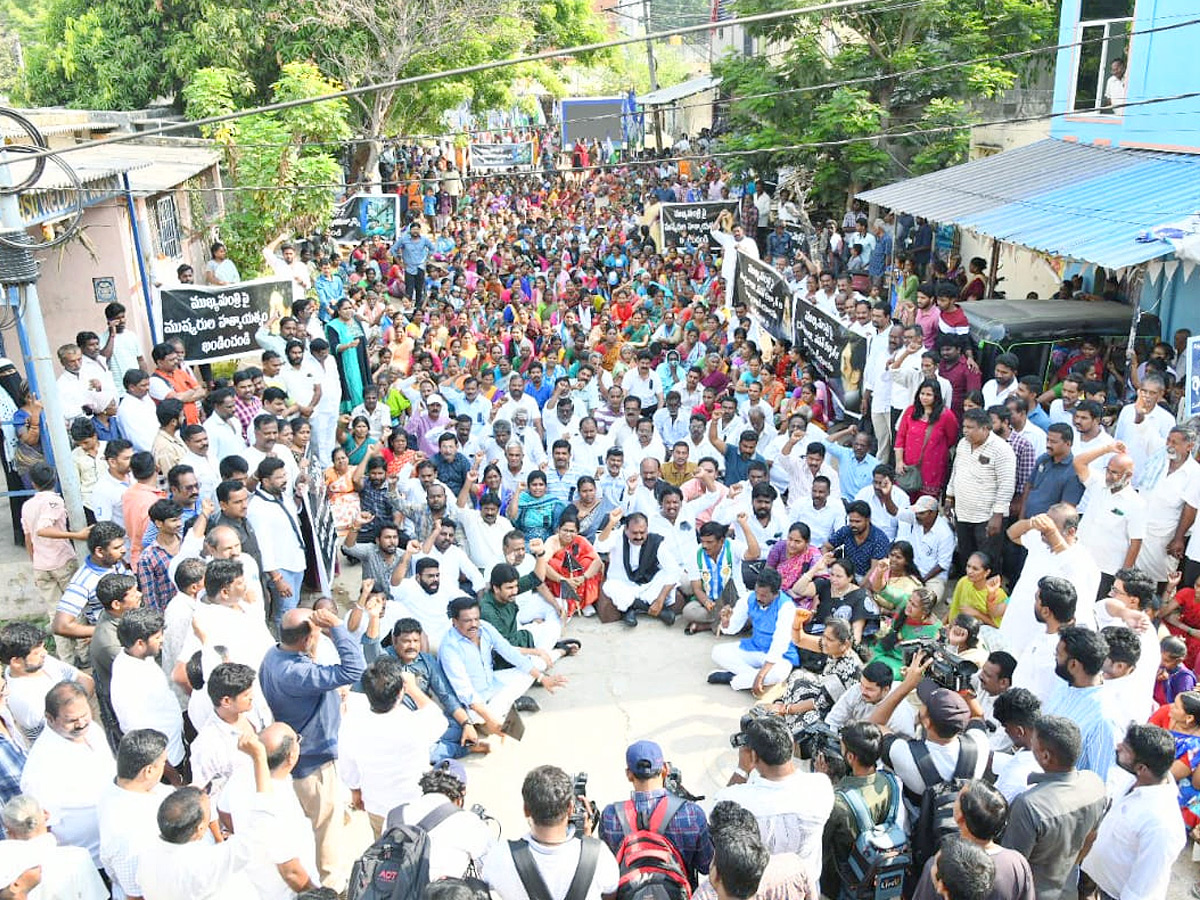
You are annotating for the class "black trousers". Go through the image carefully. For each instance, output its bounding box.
[954,519,1003,578]
[405,269,427,305]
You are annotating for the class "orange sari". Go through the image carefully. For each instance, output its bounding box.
[548,536,601,616]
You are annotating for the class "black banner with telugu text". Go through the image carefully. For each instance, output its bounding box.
[659,201,738,249]
[160,278,290,363]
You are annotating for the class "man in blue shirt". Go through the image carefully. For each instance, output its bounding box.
[823,500,891,578]
[707,423,765,485]
[523,361,554,410]
[1020,423,1084,519]
[389,222,436,303]
[1042,625,1115,782]
[1016,376,1052,430]
[439,596,566,736]
[313,260,346,321]
[258,606,365,887]
[823,428,882,501]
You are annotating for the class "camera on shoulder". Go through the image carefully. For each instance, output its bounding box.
[794,719,842,762]
[568,772,600,833]
[898,636,978,692]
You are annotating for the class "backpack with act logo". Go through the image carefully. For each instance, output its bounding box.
[614,795,692,900]
[837,771,909,900]
[347,803,459,900]
[910,738,979,872]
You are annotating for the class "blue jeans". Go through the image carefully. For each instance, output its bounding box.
[432,719,471,764]
[272,569,306,626]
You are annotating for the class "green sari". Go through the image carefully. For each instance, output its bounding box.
[326,317,368,412]
[870,618,942,679]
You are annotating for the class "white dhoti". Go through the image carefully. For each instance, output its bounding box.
[474,668,534,722]
[603,571,678,612]
[1135,526,1175,582]
[711,643,793,691]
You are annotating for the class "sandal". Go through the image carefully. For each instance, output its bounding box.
[685,623,710,635]
[554,638,582,656]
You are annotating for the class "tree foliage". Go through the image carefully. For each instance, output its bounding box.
[713,0,1057,208]
[182,62,351,273]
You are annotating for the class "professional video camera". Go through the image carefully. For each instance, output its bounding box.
[899,637,978,692]
[568,772,600,833]
[729,706,771,748]
[663,764,704,802]
[794,720,842,762]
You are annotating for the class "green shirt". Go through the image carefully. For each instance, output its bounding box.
[822,771,900,897]
[479,572,543,649]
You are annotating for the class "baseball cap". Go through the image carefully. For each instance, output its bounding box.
[434,758,469,787]
[912,495,939,514]
[916,678,971,733]
[625,740,665,778]
[426,394,445,409]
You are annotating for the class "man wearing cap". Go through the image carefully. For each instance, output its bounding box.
[867,652,992,820]
[598,740,713,885]
[895,496,955,601]
[413,395,454,458]
[709,714,833,891]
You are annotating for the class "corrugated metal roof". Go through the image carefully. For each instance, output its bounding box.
[124,144,223,194]
[638,75,721,107]
[857,138,1200,269]
[16,142,220,193]
[0,120,116,139]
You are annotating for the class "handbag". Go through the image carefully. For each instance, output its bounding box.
[896,418,933,494]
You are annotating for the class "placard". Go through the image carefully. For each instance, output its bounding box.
[1187,334,1200,418]
[734,251,791,342]
[660,201,738,249]
[299,452,339,594]
[469,142,535,171]
[160,278,289,363]
[794,302,867,416]
[328,193,401,245]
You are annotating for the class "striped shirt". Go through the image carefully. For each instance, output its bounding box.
[1043,682,1114,782]
[58,558,131,625]
[947,432,1016,524]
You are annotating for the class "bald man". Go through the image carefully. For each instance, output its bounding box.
[230,723,319,899]
[1074,439,1145,598]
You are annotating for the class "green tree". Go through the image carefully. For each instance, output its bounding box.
[713,0,1056,208]
[183,62,351,273]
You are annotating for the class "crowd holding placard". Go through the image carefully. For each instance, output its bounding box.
[0,146,1198,900]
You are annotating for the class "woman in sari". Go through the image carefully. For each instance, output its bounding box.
[563,475,614,543]
[870,587,941,679]
[947,551,1008,628]
[766,522,824,600]
[326,298,369,412]
[769,617,861,730]
[381,429,418,481]
[542,512,603,618]
[507,470,565,545]
[324,446,367,535]
[336,414,378,465]
[866,541,924,618]
[284,416,311,467]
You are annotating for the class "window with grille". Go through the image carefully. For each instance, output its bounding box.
[153,194,181,258]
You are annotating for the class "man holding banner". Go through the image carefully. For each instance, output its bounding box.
[710,210,758,304]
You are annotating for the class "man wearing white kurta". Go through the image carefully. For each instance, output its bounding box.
[709,215,759,304]
[711,568,795,692]
[594,509,680,625]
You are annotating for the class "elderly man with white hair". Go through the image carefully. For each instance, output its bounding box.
[0,794,107,899]
[595,508,681,627]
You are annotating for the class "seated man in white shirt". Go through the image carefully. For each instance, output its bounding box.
[824,661,918,738]
[0,622,95,746]
[481,764,620,900]
[389,557,457,651]
[594,509,681,628]
[709,567,794,693]
[789,475,846,548]
[419,517,486,597]
[853,465,910,542]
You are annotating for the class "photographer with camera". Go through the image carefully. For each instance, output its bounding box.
[597,740,714,886]
[481,764,619,900]
[710,713,834,890]
[819,722,907,899]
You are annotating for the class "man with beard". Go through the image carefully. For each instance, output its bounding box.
[344,521,416,591]
[389,558,456,651]
[1012,576,1077,707]
[1072,440,1143,598]
[243,414,301,503]
[148,342,206,426]
[439,596,567,735]
[0,623,95,745]
[1040,626,1113,782]
[417,517,486,596]
[595,509,680,627]
[247,458,307,627]
[280,339,322,420]
[400,481,462,545]
[99,303,148,393]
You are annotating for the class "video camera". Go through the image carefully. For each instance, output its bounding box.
[664,764,704,803]
[794,720,842,762]
[568,772,599,833]
[899,636,978,693]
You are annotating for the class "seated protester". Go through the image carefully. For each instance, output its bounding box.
[390,557,457,651]
[355,456,401,544]
[682,519,762,635]
[0,622,94,747]
[338,658,449,837]
[822,500,891,581]
[598,740,714,885]
[1155,635,1198,707]
[480,765,620,900]
[439,596,567,736]
[865,540,925,620]
[1161,690,1200,827]
[988,688,1042,801]
[820,722,906,899]
[972,651,1018,752]
[789,555,876,651]
[542,512,604,617]
[947,551,1007,631]
[387,760,496,881]
[709,714,834,890]
[508,471,566,545]
[825,661,919,738]
[480,562,576,669]
[867,651,992,824]
[939,752,1045,887]
[869,587,941,679]
[708,568,796,693]
[945,614,989,671]
[365,617,487,763]
[595,508,682,628]
[768,617,862,732]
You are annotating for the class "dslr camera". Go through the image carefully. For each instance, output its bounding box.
[729,706,771,748]
[794,720,842,762]
[568,772,599,833]
[899,637,978,692]
[664,763,704,802]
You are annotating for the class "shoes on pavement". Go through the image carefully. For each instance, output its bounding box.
[659,609,676,626]
[707,670,734,685]
[513,696,541,713]
[622,610,638,627]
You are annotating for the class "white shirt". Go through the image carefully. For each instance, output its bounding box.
[137,830,261,900]
[621,369,662,408]
[708,771,834,886]
[1011,629,1061,701]
[20,723,116,864]
[594,530,681,587]
[397,792,495,880]
[459,506,513,571]
[4,657,81,745]
[1015,421,1047,459]
[247,489,307,573]
[992,749,1042,802]
[203,413,248,463]
[788,498,846,548]
[338,698,447,817]
[388,580,457,649]
[570,433,613,473]
[981,378,1019,409]
[895,510,955,580]
[110,653,186,765]
[313,355,343,414]
[1077,473,1146,576]
[825,684,917,737]
[57,370,97,421]
[853,484,910,541]
[281,359,322,410]
[232,778,320,900]
[24,832,108,899]
[422,544,486,594]
[481,831,620,900]
[351,402,392,441]
[92,470,130,526]
[1114,403,1175,489]
[117,393,160,452]
[1001,533,1100,648]
[494,393,542,424]
[1082,781,1185,900]
[98,781,172,900]
[265,251,312,301]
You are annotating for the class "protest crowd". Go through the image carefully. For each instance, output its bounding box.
[1,141,1199,900]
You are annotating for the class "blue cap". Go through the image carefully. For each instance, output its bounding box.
[434,758,468,787]
[626,740,665,778]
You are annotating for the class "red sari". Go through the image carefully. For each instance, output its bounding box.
[548,536,601,616]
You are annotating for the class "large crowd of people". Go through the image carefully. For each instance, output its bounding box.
[0,145,1198,900]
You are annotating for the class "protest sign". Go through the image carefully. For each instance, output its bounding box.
[160,278,288,363]
[328,193,401,245]
[469,142,535,170]
[794,302,867,416]
[659,201,738,249]
[299,453,340,594]
[734,252,792,342]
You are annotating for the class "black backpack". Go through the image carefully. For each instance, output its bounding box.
[837,771,909,900]
[510,836,601,900]
[909,738,979,871]
[346,803,460,900]
[613,796,691,900]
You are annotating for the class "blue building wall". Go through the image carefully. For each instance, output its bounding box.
[1050,0,1200,153]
